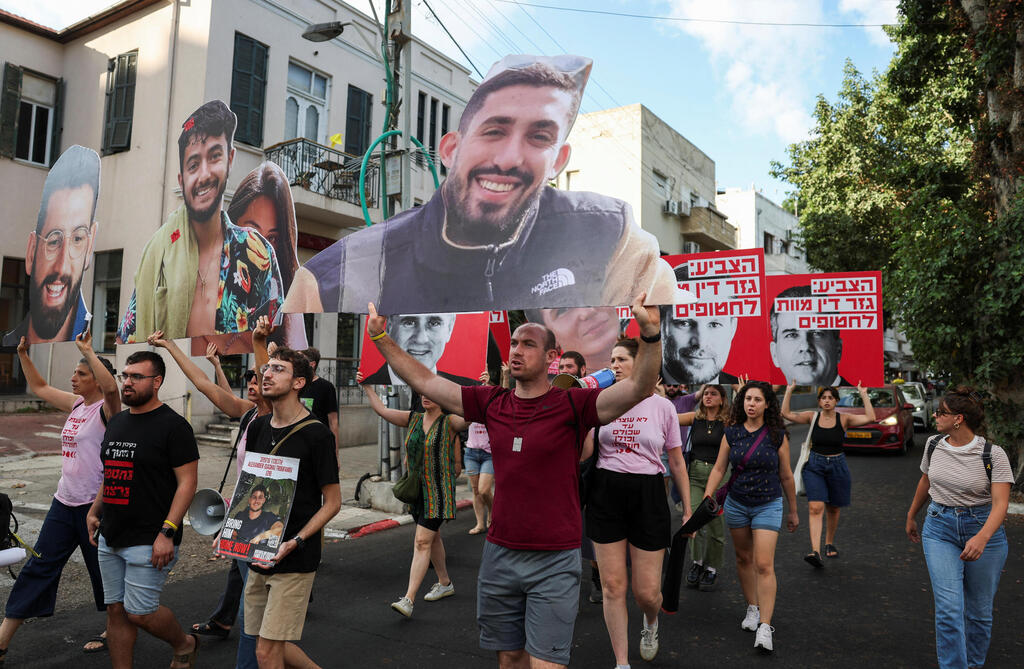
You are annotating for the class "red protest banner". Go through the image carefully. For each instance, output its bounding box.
[358,312,489,385]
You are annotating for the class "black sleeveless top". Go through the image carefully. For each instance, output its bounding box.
[690,418,725,463]
[811,414,845,456]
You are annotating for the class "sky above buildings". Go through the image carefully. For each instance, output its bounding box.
[2,0,899,205]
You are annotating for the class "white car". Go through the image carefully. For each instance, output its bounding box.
[899,382,932,431]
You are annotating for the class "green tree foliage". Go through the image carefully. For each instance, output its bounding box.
[771,0,1024,473]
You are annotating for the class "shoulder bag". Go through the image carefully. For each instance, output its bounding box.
[714,427,768,507]
[393,413,425,505]
[794,412,817,497]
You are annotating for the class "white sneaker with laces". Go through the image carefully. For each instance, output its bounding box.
[754,623,774,653]
[639,616,659,661]
[741,605,760,631]
[423,581,455,601]
[390,596,413,617]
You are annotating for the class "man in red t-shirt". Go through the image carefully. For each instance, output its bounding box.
[365,293,662,668]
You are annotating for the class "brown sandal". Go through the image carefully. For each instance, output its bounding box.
[170,633,199,669]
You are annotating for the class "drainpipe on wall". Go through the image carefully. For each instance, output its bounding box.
[158,0,182,222]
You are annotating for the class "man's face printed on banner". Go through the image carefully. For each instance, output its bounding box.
[387,313,457,371]
[439,85,573,245]
[662,312,738,385]
[538,306,620,372]
[179,131,233,223]
[770,311,843,385]
[29,185,96,340]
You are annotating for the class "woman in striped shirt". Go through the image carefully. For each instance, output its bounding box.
[906,387,1014,669]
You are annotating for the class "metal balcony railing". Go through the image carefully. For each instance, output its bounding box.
[264,138,379,208]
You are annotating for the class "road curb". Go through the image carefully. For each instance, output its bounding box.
[345,498,473,539]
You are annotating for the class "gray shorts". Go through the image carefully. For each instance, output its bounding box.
[477,541,581,666]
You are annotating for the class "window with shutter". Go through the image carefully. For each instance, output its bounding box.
[231,33,268,146]
[344,85,372,157]
[102,51,137,155]
[0,63,23,158]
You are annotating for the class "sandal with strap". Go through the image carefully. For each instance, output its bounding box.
[825,543,839,558]
[170,633,199,669]
[191,619,230,638]
[83,633,109,653]
[804,551,824,569]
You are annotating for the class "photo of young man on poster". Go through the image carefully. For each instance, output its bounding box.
[281,54,678,315]
[3,146,100,347]
[219,457,298,563]
[229,484,284,545]
[116,100,283,343]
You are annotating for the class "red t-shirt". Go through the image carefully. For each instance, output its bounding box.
[462,385,602,550]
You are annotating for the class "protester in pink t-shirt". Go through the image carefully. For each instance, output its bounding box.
[1,333,120,658]
[585,337,692,668]
[465,367,502,535]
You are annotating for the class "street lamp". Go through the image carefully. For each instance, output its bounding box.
[301,21,351,42]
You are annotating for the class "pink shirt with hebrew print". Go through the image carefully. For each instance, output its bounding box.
[596,394,682,476]
[55,398,106,507]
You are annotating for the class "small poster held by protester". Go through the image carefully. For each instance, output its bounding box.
[217,451,299,563]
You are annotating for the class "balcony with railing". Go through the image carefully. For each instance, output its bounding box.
[264,138,379,210]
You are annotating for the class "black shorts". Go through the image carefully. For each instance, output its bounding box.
[585,468,670,551]
[412,512,444,532]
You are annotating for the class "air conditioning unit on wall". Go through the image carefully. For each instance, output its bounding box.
[663,199,680,215]
[683,241,701,255]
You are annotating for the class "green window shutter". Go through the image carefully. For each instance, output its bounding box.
[0,63,23,158]
[102,52,137,155]
[344,85,372,157]
[230,33,267,146]
[49,77,64,166]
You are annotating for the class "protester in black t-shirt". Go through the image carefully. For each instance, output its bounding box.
[231,485,284,544]
[298,347,339,446]
[243,347,340,666]
[86,350,199,667]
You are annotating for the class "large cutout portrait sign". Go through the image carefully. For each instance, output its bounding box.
[3,146,100,347]
[659,249,771,385]
[358,312,489,385]
[117,101,284,344]
[218,451,299,563]
[766,271,883,387]
[281,54,681,316]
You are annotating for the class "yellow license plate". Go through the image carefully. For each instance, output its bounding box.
[846,431,871,439]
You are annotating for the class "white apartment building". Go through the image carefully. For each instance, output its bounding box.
[558,103,736,255]
[0,0,473,434]
[715,187,808,275]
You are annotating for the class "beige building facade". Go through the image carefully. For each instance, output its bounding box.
[715,187,808,275]
[0,0,473,430]
[558,103,736,256]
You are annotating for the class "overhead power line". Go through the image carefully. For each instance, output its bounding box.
[422,0,485,78]
[492,0,896,28]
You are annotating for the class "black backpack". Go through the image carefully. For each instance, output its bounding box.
[925,435,993,482]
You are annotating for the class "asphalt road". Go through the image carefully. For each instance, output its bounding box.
[4,427,1023,668]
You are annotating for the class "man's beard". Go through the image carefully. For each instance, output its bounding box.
[29,271,83,340]
[122,385,154,407]
[443,166,542,246]
[183,176,227,223]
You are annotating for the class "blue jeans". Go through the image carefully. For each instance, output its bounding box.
[236,565,258,669]
[921,502,1008,669]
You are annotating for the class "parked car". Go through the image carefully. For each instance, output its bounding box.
[898,382,933,431]
[835,385,916,454]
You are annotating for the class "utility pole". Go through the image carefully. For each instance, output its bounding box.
[387,0,414,215]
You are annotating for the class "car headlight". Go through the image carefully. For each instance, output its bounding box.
[879,416,898,426]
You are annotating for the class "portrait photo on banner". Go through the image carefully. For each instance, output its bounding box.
[281,54,684,316]
[358,311,489,386]
[189,160,308,355]
[3,145,101,347]
[658,249,771,387]
[218,451,299,563]
[117,100,284,344]
[525,306,632,373]
[765,271,884,387]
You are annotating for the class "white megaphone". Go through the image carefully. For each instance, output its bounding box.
[188,488,227,536]
[0,547,26,567]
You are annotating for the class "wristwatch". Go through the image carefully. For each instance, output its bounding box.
[291,534,306,550]
[159,525,175,539]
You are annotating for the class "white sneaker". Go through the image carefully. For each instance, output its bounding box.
[639,616,659,661]
[754,623,774,653]
[390,596,413,617]
[423,581,455,601]
[741,604,760,631]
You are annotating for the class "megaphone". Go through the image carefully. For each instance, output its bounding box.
[188,488,227,536]
[0,547,26,567]
[552,368,616,390]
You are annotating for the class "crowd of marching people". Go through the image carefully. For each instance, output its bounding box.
[0,295,1015,669]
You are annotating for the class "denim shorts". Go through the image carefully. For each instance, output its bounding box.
[97,535,178,615]
[724,496,783,531]
[802,452,852,507]
[465,447,494,476]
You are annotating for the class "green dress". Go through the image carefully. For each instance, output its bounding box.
[405,412,458,519]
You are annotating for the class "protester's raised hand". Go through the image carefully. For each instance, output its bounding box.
[74,330,93,354]
[252,315,273,341]
[630,292,660,335]
[266,341,278,356]
[479,370,490,385]
[17,336,28,355]
[857,380,866,394]
[654,377,667,397]
[355,370,364,384]
[146,330,170,348]
[205,342,220,364]
[786,379,797,393]
[367,302,387,341]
